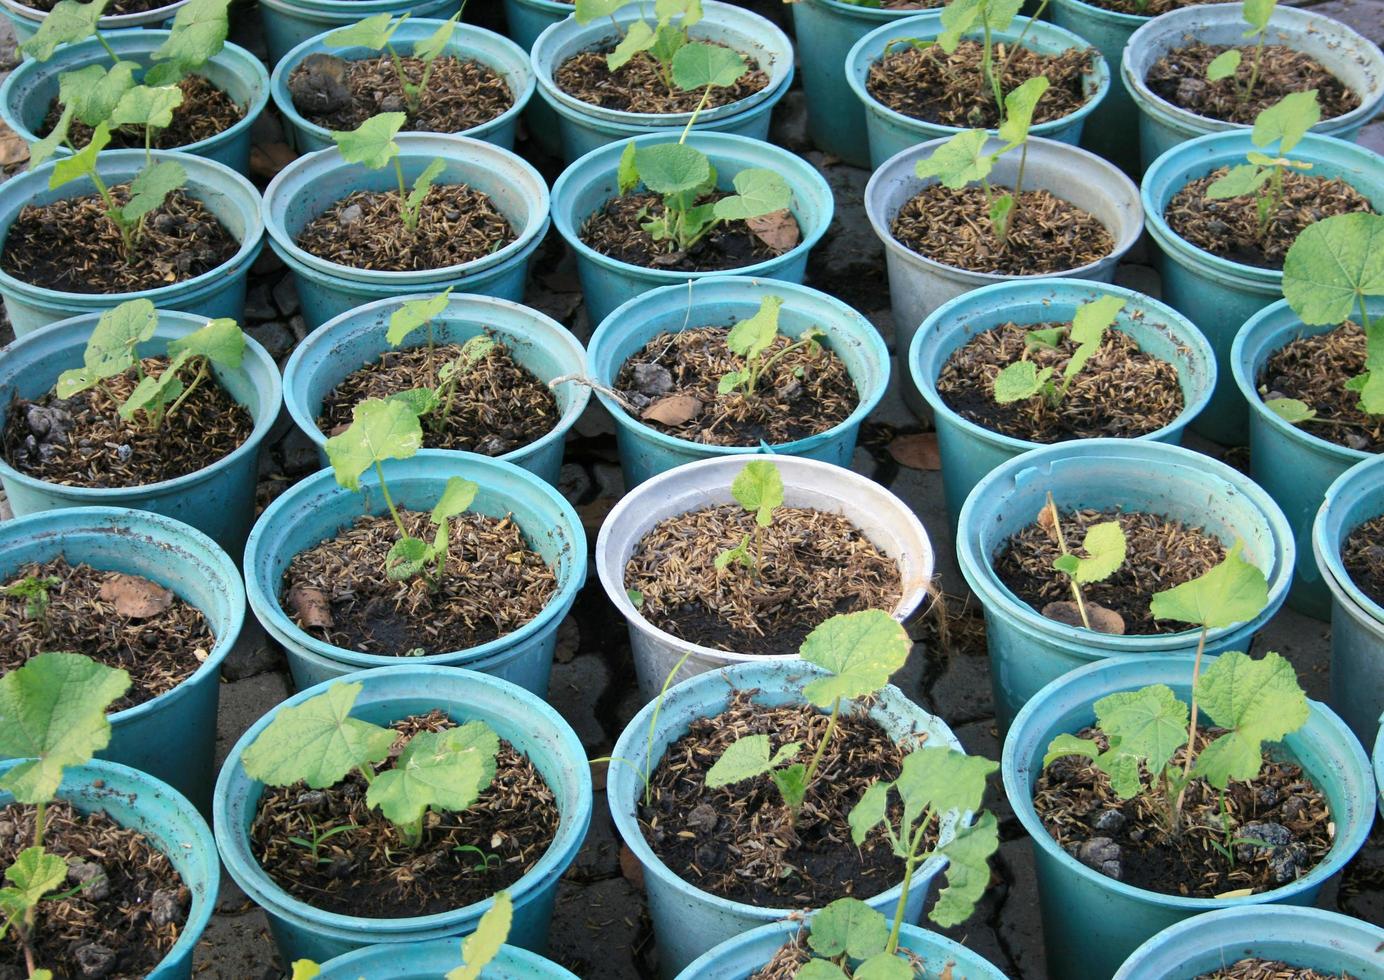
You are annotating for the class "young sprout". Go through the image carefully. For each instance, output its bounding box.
[993,294,1126,408]
[1205,91,1320,244]
[937,0,1051,121]
[1039,492,1128,633]
[326,12,463,116]
[706,611,911,826]
[713,459,783,578]
[384,289,498,436]
[286,817,356,867]
[3,576,61,634]
[332,112,446,233]
[716,296,825,399]
[1204,0,1280,104]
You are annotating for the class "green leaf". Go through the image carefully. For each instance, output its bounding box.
[797,963,851,980]
[1149,539,1269,631]
[1092,684,1189,797]
[241,682,394,789]
[431,476,478,523]
[713,533,753,571]
[109,84,184,131]
[634,142,712,196]
[119,367,184,422]
[649,22,686,67]
[993,361,1050,404]
[893,747,998,831]
[407,157,446,213]
[0,653,130,806]
[573,0,625,24]
[807,897,889,959]
[333,112,405,170]
[770,763,808,812]
[21,0,109,61]
[1025,327,1065,350]
[915,129,996,190]
[1069,294,1125,349]
[848,779,891,847]
[385,290,452,347]
[412,14,460,64]
[59,60,138,129]
[937,0,982,53]
[56,298,157,398]
[325,397,425,491]
[1206,48,1241,81]
[1242,0,1277,34]
[326,12,403,50]
[725,295,782,361]
[387,387,440,418]
[608,18,656,71]
[730,459,783,526]
[120,159,186,224]
[670,40,746,90]
[29,104,73,170]
[712,169,792,222]
[447,891,513,980]
[290,963,320,980]
[1252,90,1320,154]
[617,141,640,195]
[799,610,910,706]
[148,0,231,82]
[705,734,800,787]
[1266,397,1316,423]
[1206,163,1272,201]
[717,368,748,394]
[2,847,68,910]
[167,317,244,368]
[656,0,701,25]
[929,810,999,928]
[989,192,1014,240]
[1282,213,1384,325]
[366,723,498,825]
[385,535,431,581]
[1192,650,1308,789]
[997,76,1049,147]
[48,121,108,190]
[853,954,914,980]
[1042,732,1102,770]
[1052,521,1127,585]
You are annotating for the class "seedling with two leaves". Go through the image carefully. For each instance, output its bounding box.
[1204,0,1281,105]
[332,112,447,233]
[3,577,61,635]
[1038,494,1129,634]
[325,11,463,116]
[713,459,783,578]
[715,295,825,398]
[992,294,1126,407]
[384,290,499,438]
[1204,91,1320,243]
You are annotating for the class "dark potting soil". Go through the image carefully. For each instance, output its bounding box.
[1259,321,1384,452]
[2,355,254,488]
[1086,0,1227,13]
[287,54,513,134]
[935,322,1184,443]
[1165,169,1374,270]
[0,801,188,980]
[992,506,1227,635]
[748,932,933,980]
[1342,515,1384,610]
[0,189,239,294]
[614,325,858,447]
[554,42,768,114]
[1146,42,1360,125]
[580,191,799,272]
[317,341,559,456]
[624,504,902,656]
[294,184,515,272]
[44,75,244,151]
[1196,960,1354,980]
[891,184,1114,275]
[1036,726,1333,899]
[866,40,1094,129]
[0,557,211,712]
[21,0,169,11]
[639,691,926,907]
[251,711,560,918]
[282,510,557,656]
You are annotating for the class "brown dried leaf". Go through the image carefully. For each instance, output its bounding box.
[287,586,333,628]
[619,844,645,890]
[99,573,174,619]
[641,394,702,426]
[0,124,29,167]
[250,141,297,181]
[1041,600,1125,635]
[747,209,800,252]
[1037,502,1056,531]
[887,432,940,470]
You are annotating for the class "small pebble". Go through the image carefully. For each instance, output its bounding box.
[150,887,188,927]
[1076,837,1122,880]
[338,204,364,226]
[74,942,116,978]
[67,859,111,901]
[1091,809,1125,833]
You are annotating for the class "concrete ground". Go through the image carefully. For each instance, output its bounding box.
[0,1,1379,976]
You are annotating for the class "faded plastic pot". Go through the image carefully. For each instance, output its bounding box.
[1313,455,1384,746]
[1003,654,1376,980]
[531,0,794,164]
[610,661,965,978]
[0,30,268,173]
[1232,297,1383,620]
[1050,0,1147,175]
[1124,3,1384,171]
[865,135,1142,416]
[0,149,263,336]
[258,0,462,66]
[595,454,934,702]
[0,310,282,554]
[848,13,1110,168]
[501,0,568,157]
[910,278,1216,533]
[262,134,549,329]
[316,938,579,978]
[1376,721,1384,820]
[1,0,186,46]
[243,450,586,697]
[0,508,244,815]
[0,757,217,980]
[957,438,1294,731]
[214,665,592,964]
[282,293,588,488]
[552,132,834,326]
[272,21,534,154]
[1144,131,1384,446]
[586,276,889,487]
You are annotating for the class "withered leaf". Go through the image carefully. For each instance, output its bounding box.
[100,573,175,619]
[747,209,799,251]
[887,432,940,470]
[287,586,334,628]
[641,394,703,426]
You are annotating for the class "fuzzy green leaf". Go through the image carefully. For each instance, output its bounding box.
[704,735,801,788]
[725,295,782,362]
[447,891,513,980]
[385,289,451,347]
[997,75,1049,147]
[120,159,186,224]
[326,12,404,50]
[656,0,702,24]
[290,963,320,980]
[48,120,108,189]
[1206,163,1272,200]
[634,142,711,196]
[730,459,783,526]
[431,476,478,524]
[333,112,405,170]
[0,847,68,915]
[608,18,656,71]
[893,747,998,833]
[937,0,1022,53]
[1149,539,1269,630]
[915,129,996,190]
[1282,213,1384,325]
[993,360,1051,404]
[848,779,891,847]
[1025,327,1065,350]
[167,317,244,368]
[147,0,231,83]
[799,610,910,706]
[242,682,394,789]
[853,954,913,980]
[929,809,999,928]
[407,157,446,213]
[713,533,753,571]
[412,14,460,64]
[119,364,185,422]
[797,963,850,980]
[1242,0,1277,34]
[1266,397,1316,423]
[386,387,440,418]
[324,397,425,491]
[617,141,640,195]
[1069,294,1125,349]
[56,299,157,398]
[712,169,791,221]
[29,104,74,169]
[21,0,109,61]
[807,897,889,960]
[1052,521,1127,585]
[1042,732,1102,769]
[1192,650,1308,789]
[670,40,745,90]
[573,0,625,24]
[1093,684,1189,797]
[59,60,138,129]
[110,84,184,131]
[1252,90,1320,154]
[366,723,499,825]
[385,535,431,581]
[770,763,808,812]
[1206,48,1241,81]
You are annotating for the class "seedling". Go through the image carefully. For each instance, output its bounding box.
[55,299,246,434]
[1038,492,1127,632]
[992,294,1126,407]
[1204,0,1280,104]
[453,844,502,871]
[287,817,355,867]
[713,459,783,578]
[715,295,825,398]
[383,289,498,436]
[326,11,463,115]
[241,681,500,849]
[3,576,61,634]
[332,112,446,233]
[1205,91,1320,243]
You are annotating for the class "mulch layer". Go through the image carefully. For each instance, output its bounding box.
[554,43,767,114]
[581,191,798,272]
[45,75,244,151]
[1146,42,1360,124]
[1259,321,1384,452]
[1342,514,1384,610]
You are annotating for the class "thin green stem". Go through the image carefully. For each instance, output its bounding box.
[998,0,1051,84]
[982,23,1003,120]
[1046,492,1092,629]
[1172,626,1210,832]
[163,359,207,426]
[1246,34,1266,102]
[886,810,934,955]
[94,31,119,64]
[391,158,414,230]
[32,802,46,851]
[678,84,714,144]
[801,697,840,791]
[644,652,693,807]
[372,460,408,538]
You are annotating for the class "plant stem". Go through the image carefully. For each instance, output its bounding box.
[1171,626,1210,831]
[998,0,1051,84]
[644,652,693,808]
[163,358,207,426]
[1246,35,1266,103]
[372,460,408,539]
[981,23,1004,121]
[1045,491,1092,629]
[800,696,840,795]
[678,84,714,144]
[94,31,119,64]
[33,802,46,850]
[391,158,415,231]
[886,810,933,955]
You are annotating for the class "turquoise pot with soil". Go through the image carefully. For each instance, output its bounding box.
[257,0,462,66]
[316,937,579,978]
[0,0,186,47]
[1049,0,1147,175]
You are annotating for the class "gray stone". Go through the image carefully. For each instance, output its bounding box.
[272,276,300,317]
[67,859,110,900]
[150,887,188,927]
[242,283,277,322]
[74,942,116,978]
[338,203,364,226]
[1076,837,1123,879]
[630,362,673,396]
[1092,809,1126,833]
[247,320,293,361]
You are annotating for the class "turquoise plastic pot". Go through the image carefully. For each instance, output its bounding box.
[214,665,592,964]
[673,917,1007,980]
[530,0,794,164]
[1232,298,1383,621]
[0,757,217,980]
[848,13,1109,168]
[0,30,268,174]
[609,660,965,979]
[0,0,185,46]
[0,149,263,336]
[263,134,549,329]
[0,310,281,554]
[1142,130,1384,445]
[258,0,462,66]
[911,278,1215,534]
[1002,654,1377,980]
[281,293,588,487]
[1050,0,1145,175]
[503,0,568,48]
[0,508,243,815]
[1376,720,1384,820]
[242,450,586,696]
[957,438,1294,731]
[551,132,834,326]
[317,938,579,978]
[272,21,534,154]
[1113,905,1384,979]
[586,276,889,487]
[1313,455,1384,746]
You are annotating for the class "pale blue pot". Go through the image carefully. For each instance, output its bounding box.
[1313,455,1384,747]
[0,0,185,47]
[848,13,1110,168]
[242,450,586,697]
[0,309,281,554]
[1142,130,1384,445]
[317,938,579,979]
[0,758,217,980]
[1231,298,1382,621]
[1003,655,1377,980]
[1376,720,1384,820]
[0,508,244,815]
[957,438,1294,731]
[609,660,965,979]
[551,131,834,325]
[1050,0,1146,175]
[529,0,794,164]
[213,665,592,965]
[586,276,889,487]
[500,0,569,157]
[0,149,263,336]
[261,133,550,329]
[910,278,1216,534]
[272,21,534,154]
[258,0,463,66]
[0,30,268,174]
